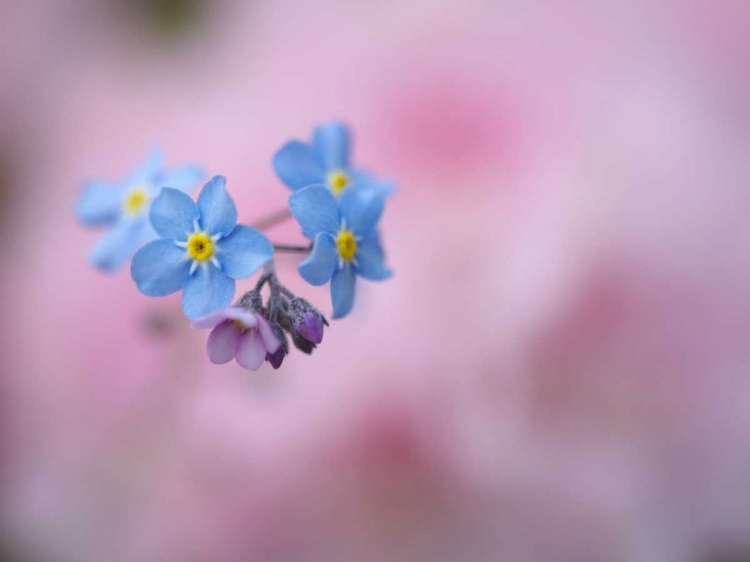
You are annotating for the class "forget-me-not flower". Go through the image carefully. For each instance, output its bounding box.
[75,148,204,271]
[289,185,392,319]
[273,122,394,198]
[131,175,274,320]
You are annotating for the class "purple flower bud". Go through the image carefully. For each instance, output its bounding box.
[292,330,317,354]
[290,298,328,344]
[266,347,286,369]
[295,311,325,344]
[265,323,288,370]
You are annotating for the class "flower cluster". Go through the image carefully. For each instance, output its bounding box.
[75,122,393,370]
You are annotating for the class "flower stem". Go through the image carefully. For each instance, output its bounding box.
[273,243,311,253]
[251,208,292,231]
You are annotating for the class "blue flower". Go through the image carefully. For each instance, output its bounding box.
[289,185,392,319]
[76,148,205,272]
[273,122,394,199]
[131,176,274,320]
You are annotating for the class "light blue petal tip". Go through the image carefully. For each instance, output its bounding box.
[339,185,384,236]
[330,265,356,319]
[355,231,392,281]
[76,181,124,226]
[313,122,351,170]
[149,188,199,240]
[288,185,340,239]
[181,265,235,320]
[273,140,326,190]
[131,238,191,296]
[197,175,237,236]
[89,219,157,273]
[159,164,206,194]
[128,147,166,185]
[298,233,337,286]
[218,225,274,280]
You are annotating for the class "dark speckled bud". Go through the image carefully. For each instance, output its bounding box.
[237,290,263,313]
[290,298,328,344]
[291,330,317,354]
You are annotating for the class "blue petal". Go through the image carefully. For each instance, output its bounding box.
[76,181,126,226]
[273,140,326,190]
[90,218,153,272]
[288,185,340,239]
[197,176,237,236]
[356,231,392,281]
[350,170,396,198]
[131,238,191,296]
[149,188,199,240]
[331,264,356,319]
[313,122,350,170]
[339,185,384,236]
[157,164,205,193]
[217,225,274,279]
[126,147,165,186]
[181,264,235,320]
[298,232,337,286]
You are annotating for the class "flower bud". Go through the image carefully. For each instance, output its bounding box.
[290,298,328,344]
[291,330,317,354]
[265,323,288,370]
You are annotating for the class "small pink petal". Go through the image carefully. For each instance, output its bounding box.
[191,310,231,330]
[206,322,241,364]
[191,307,258,330]
[222,308,258,329]
[256,316,281,354]
[235,329,266,370]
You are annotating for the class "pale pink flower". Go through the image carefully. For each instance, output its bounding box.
[192,308,280,370]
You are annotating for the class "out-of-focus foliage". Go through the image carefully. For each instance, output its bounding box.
[121,0,209,38]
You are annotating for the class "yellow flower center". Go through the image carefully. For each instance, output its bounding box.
[336,230,358,262]
[123,187,149,215]
[327,170,350,195]
[232,319,250,330]
[187,232,214,262]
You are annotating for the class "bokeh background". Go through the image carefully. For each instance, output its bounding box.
[1,0,750,560]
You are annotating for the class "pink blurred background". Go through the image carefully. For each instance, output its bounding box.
[1,0,750,560]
